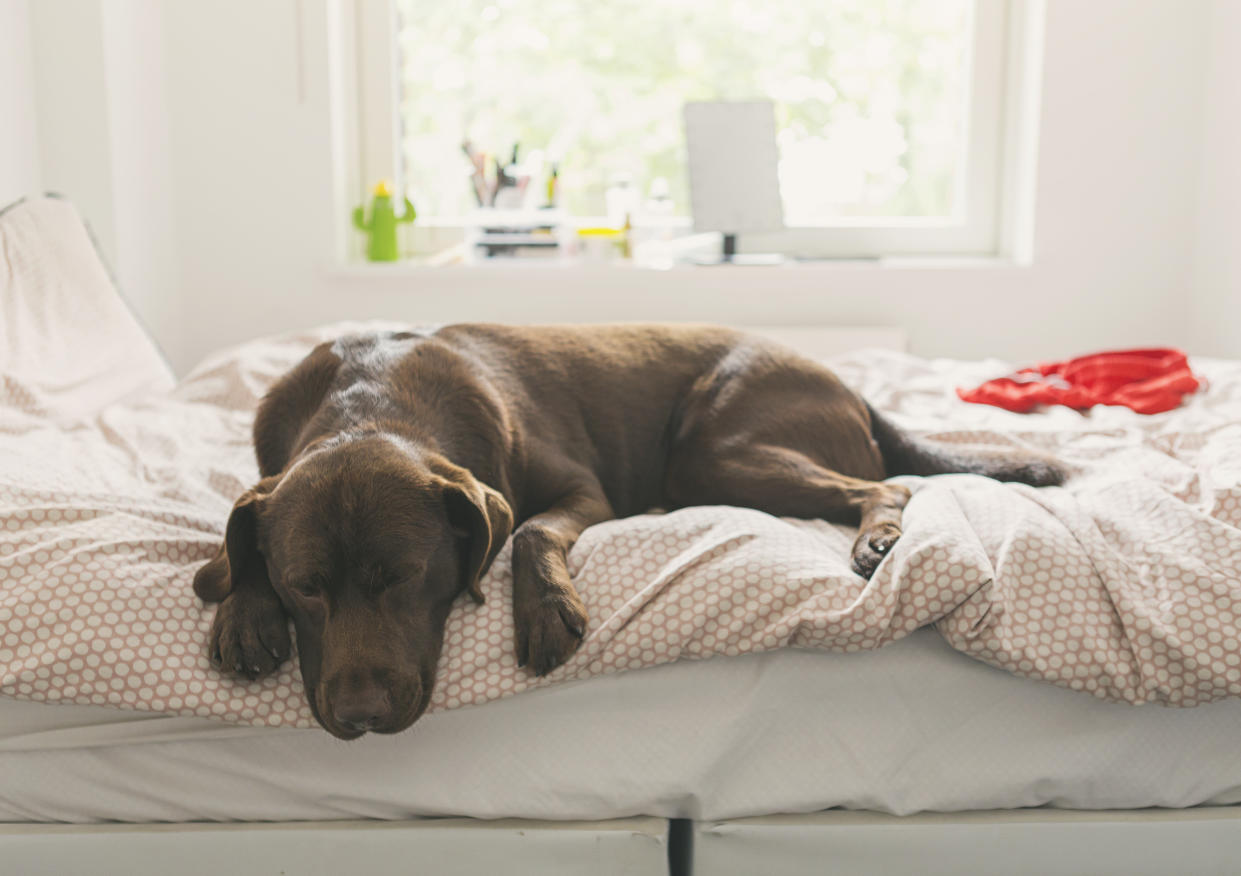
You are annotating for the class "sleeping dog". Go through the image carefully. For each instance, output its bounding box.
[194,324,1062,739]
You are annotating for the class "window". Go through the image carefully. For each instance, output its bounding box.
[349,0,1024,259]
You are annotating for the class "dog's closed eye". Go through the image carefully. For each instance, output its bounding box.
[372,561,426,595]
[287,578,324,600]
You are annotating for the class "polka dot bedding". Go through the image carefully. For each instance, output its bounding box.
[4,190,1241,730]
[3,327,1240,731]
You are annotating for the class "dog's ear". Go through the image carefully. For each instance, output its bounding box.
[192,476,280,602]
[436,462,514,605]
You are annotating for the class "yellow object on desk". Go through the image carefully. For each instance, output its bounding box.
[576,226,629,261]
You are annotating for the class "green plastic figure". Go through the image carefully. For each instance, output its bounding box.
[353,180,415,261]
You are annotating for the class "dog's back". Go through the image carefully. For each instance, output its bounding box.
[260,323,1062,516]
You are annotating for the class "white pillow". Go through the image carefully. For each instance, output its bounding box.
[0,195,173,421]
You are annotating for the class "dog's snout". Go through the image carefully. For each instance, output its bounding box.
[330,681,393,732]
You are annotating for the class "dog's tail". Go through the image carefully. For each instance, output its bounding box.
[866,401,1066,487]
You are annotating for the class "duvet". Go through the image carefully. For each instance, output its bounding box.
[2,197,1240,730]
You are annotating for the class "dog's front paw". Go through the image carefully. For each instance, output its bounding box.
[850,523,901,579]
[209,589,291,680]
[514,588,588,676]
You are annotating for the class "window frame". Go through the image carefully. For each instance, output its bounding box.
[342,0,1033,261]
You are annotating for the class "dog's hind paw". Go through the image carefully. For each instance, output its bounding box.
[850,523,901,579]
[1018,458,1067,488]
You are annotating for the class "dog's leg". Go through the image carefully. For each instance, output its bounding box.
[511,484,614,676]
[195,484,292,680]
[847,486,912,578]
[667,444,910,578]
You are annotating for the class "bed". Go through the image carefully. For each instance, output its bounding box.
[3,196,1240,875]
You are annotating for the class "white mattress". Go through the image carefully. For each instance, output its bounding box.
[3,629,1240,823]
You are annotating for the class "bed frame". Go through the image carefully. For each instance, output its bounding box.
[5,807,1240,875]
[6,318,1235,874]
[0,816,672,876]
[692,807,1241,876]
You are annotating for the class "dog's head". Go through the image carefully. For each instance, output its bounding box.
[210,434,512,739]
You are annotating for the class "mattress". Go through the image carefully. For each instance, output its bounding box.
[3,628,1241,823]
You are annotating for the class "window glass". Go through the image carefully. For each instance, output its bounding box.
[395,0,974,223]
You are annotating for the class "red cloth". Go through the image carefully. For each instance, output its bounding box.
[957,348,1201,415]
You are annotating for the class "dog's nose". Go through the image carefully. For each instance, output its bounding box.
[331,686,393,732]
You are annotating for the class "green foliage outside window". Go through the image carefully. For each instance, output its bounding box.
[395,0,972,222]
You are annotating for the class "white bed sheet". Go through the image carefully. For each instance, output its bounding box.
[3,628,1240,823]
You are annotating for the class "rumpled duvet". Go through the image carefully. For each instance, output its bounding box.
[1,196,1240,730]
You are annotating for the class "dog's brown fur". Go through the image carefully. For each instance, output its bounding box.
[193,324,1062,738]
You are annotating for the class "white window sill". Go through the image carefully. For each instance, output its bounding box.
[326,254,1027,281]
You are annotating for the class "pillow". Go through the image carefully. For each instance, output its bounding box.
[0,195,173,421]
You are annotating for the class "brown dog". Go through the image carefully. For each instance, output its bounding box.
[193,324,1061,738]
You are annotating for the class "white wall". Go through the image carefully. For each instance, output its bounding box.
[0,0,41,206]
[1192,0,1241,358]
[14,1,1229,374]
[161,0,326,373]
[98,0,182,357]
[25,0,182,357]
[27,0,117,262]
[151,0,1212,375]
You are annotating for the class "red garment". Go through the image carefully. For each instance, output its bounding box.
[958,348,1201,415]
